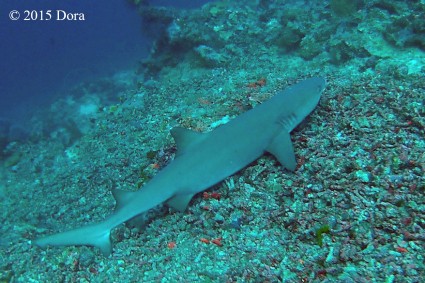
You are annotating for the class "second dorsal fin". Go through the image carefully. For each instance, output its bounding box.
[170,127,205,156]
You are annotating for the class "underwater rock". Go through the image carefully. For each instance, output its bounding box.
[329,0,364,17]
[384,18,425,50]
[194,45,229,67]
[299,35,323,60]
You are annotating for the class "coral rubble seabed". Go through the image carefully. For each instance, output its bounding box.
[1,1,424,282]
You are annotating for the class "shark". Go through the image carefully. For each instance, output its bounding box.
[34,77,326,256]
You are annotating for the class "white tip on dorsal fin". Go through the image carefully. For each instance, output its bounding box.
[266,131,297,171]
[171,127,205,156]
[166,193,195,212]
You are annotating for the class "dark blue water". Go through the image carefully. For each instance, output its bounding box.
[0,1,142,122]
[0,0,211,125]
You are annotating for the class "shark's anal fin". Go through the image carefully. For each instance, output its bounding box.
[166,193,195,212]
[97,229,113,256]
[266,131,297,171]
[126,212,148,231]
[171,127,205,156]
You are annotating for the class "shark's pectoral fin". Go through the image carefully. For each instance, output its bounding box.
[267,131,297,171]
[171,127,205,156]
[166,193,195,212]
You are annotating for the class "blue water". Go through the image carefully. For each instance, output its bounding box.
[0,0,211,124]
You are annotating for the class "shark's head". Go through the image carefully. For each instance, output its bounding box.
[293,77,326,114]
[278,77,326,131]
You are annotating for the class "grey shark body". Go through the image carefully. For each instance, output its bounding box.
[34,77,326,256]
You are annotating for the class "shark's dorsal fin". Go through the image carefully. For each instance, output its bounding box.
[166,193,195,212]
[113,190,151,230]
[266,131,297,171]
[171,127,205,156]
[112,189,134,211]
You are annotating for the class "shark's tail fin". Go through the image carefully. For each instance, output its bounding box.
[34,222,112,256]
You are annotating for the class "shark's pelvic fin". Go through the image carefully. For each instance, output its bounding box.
[266,132,297,171]
[166,193,195,212]
[171,127,205,156]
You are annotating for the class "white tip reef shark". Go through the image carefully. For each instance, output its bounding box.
[34,77,326,256]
